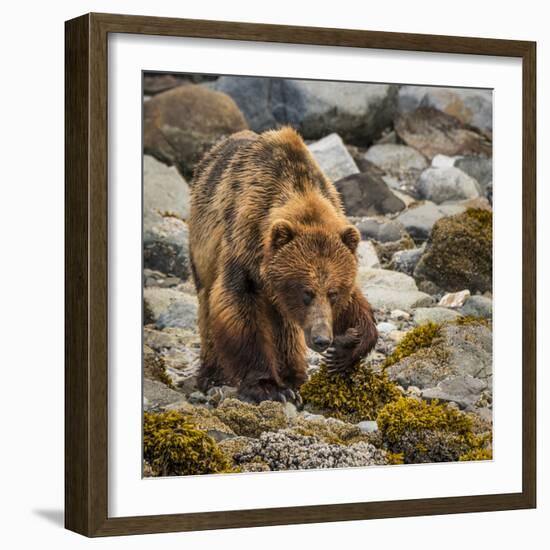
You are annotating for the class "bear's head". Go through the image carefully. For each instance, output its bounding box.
[264,219,360,353]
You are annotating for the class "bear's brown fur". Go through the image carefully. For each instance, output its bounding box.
[189,127,377,403]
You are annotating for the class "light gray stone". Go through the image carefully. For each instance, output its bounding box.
[357,240,380,269]
[418,167,481,204]
[308,133,359,182]
[143,155,190,223]
[359,268,434,311]
[461,295,493,318]
[397,202,466,241]
[413,307,461,325]
[377,321,397,334]
[352,217,408,243]
[143,379,186,410]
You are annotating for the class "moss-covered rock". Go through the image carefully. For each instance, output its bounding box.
[290,416,368,446]
[459,448,493,461]
[376,397,485,463]
[384,319,492,398]
[300,363,401,423]
[213,398,289,438]
[414,208,492,293]
[143,345,173,388]
[143,410,236,476]
[383,321,440,368]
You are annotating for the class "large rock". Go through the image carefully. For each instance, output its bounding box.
[210,78,398,145]
[359,268,434,311]
[308,133,359,182]
[395,107,492,161]
[143,84,248,178]
[390,247,424,275]
[143,216,190,280]
[144,155,190,223]
[414,209,492,293]
[397,86,493,136]
[335,170,406,217]
[412,307,461,325]
[210,76,279,132]
[357,240,380,269]
[351,216,408,243]
[363,144,428,191]
[143,287,198,330]
[143,379,186,411]
[454,156,493,195]
[386,321,492,410]
[417,167,481,204]
[461,295,493,318]
[396,201,465,242]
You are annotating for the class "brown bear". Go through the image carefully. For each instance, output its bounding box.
[189,127,378,403]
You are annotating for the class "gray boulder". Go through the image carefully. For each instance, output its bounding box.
[143,287,198,331]
[308,133,359,182]
[413,307,461,325]
[359,268,434,311]
[334,171,406,217]
[390,247,424,275]
[210,77,398,145]
[397,202,466,241]
[395,107,492,161]
[461,295,493,318]
[454,156,493,194]
[144,155,190,223]
[418,167,481,204]
[386,321,492,404]
[143,216,190,280]
[351,217,408,243]
[397,86,493,136]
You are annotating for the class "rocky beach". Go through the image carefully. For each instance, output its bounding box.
[142,75,493,476]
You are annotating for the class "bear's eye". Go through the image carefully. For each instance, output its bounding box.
[303,290,315,306]
[328,290,338,304]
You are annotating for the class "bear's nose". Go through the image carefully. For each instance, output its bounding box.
[312,335,331,352]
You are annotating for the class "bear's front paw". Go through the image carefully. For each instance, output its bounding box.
[324,327,361,373]
[238,381,302,406]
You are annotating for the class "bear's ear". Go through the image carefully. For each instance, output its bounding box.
[341,225,360,253]
[270,219,295,250]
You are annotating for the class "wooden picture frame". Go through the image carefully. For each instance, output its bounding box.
[65,12,536,537]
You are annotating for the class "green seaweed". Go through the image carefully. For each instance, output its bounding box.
[143,410,236,476]
[376,397,487,464]
[383,322,441,368]
[300,363,401,423]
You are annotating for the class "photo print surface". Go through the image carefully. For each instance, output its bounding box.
[142,73,493,478]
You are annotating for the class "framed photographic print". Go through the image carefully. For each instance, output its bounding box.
[65,13,536,537]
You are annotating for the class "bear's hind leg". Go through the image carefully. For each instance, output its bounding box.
[196,288,228,392]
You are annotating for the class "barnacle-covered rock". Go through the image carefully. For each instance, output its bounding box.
[234,430,388,471]
[212,398,289,438]
[375,397,487,463]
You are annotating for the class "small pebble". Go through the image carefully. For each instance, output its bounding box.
[377,321,397,334]
[357,420,379,433]
[390,309,411,321]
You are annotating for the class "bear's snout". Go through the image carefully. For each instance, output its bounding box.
[307,321,333,353]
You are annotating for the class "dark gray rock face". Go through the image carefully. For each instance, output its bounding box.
[143,217,190,280]
[335,171,405,217]
[210,76,398,145]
